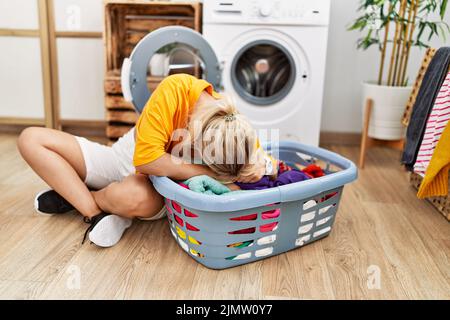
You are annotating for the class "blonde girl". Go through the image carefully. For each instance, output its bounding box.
[18,74,269,247]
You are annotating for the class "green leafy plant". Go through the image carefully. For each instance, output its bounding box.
[349,0,449,86]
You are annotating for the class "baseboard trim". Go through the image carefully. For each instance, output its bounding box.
[0,123,39,134]
[59,119,107,138]
[0,117,45,126]
[0,119,107,141]
[320,131,361,146]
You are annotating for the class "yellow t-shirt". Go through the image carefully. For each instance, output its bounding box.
[133,74,221,167]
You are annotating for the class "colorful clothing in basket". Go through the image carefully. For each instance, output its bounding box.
[235,170,311,190]
[235,162,325,190]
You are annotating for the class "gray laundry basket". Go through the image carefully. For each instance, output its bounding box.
[150,141,358,269]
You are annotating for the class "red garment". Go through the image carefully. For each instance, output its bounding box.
[302,164,325,178]
[262,209,281,219]
[173,212,200,231]
[228,223,278,234]
[229,208,280,222]
[186,222,199,231]
[278,161,293,174]
[230,213,257,221]
[322,192,338,202]
[228,208,280,234]
[228,227,256,234]
[278,161,325,178]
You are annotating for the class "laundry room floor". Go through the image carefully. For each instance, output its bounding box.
[0,133,449,300]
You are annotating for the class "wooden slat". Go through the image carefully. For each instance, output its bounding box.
[104,79,124,95]
[104,0,192,4]
[105,95,135,110]
[104,74,163,94]
[125,18,194,33]
[0,29,40,37]
[124,18,195,45]
[119,4,196,17]
[194,2,202,33]
[402,48,437,126]
[46,0,61,129]
[55,31,103,38]
[38,0,55,129]
[0,117,45,126]
[106,110,139,123]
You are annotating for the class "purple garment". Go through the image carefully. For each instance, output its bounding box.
[236,170,310,190]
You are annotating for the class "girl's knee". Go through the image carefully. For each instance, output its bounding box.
[18,127,45,154]
[123,176,162,212]
[103,176,163,218]
[125,176,164,218]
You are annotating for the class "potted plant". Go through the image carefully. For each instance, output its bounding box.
[349,0,449,140]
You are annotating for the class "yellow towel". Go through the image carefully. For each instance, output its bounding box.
[417,123,450,198]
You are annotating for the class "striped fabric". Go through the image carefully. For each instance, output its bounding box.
[417,123,450,198]
[414,72,450,176]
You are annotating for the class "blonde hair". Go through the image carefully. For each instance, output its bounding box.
[184,95,262,180]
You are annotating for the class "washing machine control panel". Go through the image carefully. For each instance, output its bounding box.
[204,0,330,26]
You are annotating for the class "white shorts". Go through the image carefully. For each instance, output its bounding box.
[75,128,166,220]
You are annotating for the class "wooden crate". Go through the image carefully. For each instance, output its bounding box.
[410,172,450,221]
[402,48,437,127]
[103,0,202,141]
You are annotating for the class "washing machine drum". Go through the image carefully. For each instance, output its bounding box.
[121,26,221,113]
[231,40,296,106]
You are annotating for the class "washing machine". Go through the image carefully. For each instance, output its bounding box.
[121,0,330,146]
[203,0,330,145]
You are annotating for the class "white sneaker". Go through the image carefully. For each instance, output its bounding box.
[83,213,132,248]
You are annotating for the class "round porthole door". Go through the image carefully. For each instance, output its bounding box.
[230,40,296,106]
[121,26,221,113]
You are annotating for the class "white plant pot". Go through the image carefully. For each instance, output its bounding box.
[148,53,169,77]
[362,82,412,140]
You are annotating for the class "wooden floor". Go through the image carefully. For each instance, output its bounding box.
[0,133,448,300]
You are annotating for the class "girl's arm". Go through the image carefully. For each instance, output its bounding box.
[136,153,217,181]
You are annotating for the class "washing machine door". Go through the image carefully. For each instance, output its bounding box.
[121,26,221,113]
[230,40,297,107]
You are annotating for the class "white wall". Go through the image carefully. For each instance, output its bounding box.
[322,0,450,133]
[54,0,104,121]
[0,0,45,119]
[0,0,104,122]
